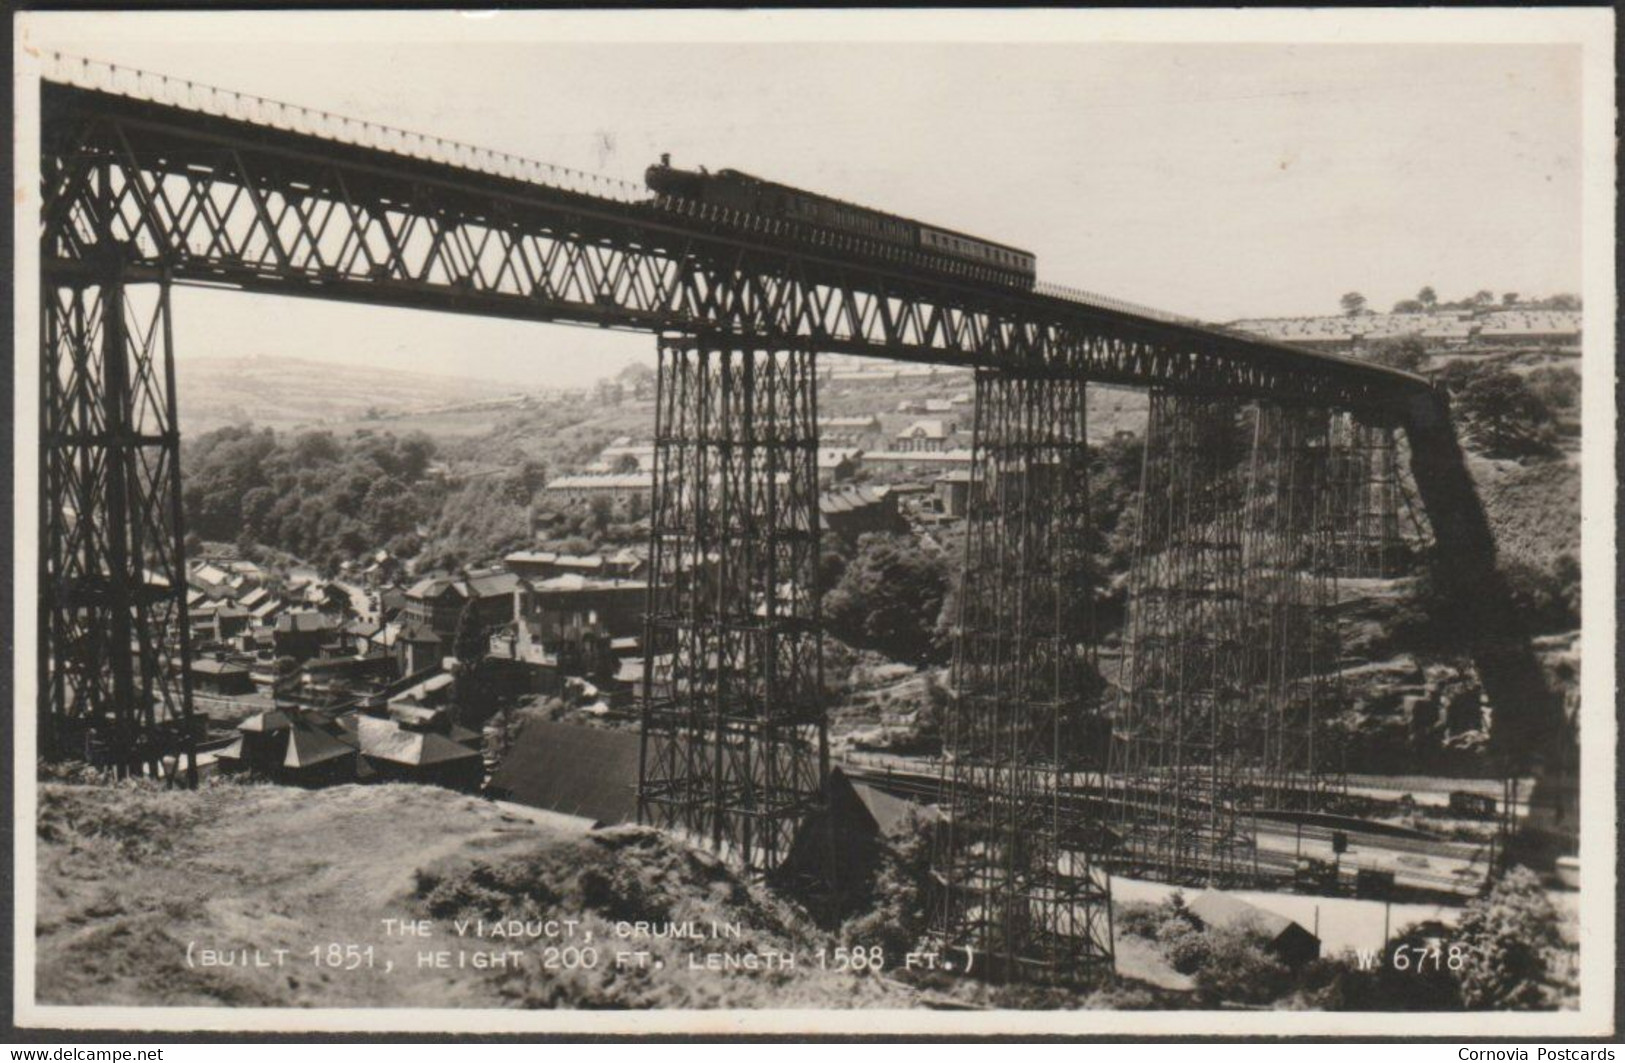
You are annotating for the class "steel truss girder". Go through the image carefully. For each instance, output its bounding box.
[39,241,198,784]
[637,331,829,876]
[934,370,1115,986]
[41,82,1420,410]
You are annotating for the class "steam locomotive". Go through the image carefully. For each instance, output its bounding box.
[645,156,1037,291]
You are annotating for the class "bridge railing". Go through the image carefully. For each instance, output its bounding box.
[1031,281,1207,327]
[38,51,1089,295]
[41,51,653,205]
[44,50,1436,364]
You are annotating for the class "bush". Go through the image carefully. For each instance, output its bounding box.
[1120,892,1215,974]
[1112,900,1164,939]
[1454,866,1573,1009]
[1501,555,1580,633]
[1456,369,1557,459]
[1192,926,1294,1006]
[1525,366,1580,415]
[840,810,937,958]
[1367,335,1430,373]
[823,533,950,665]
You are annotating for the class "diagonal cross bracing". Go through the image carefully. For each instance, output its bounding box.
[1110,390,1257,888]
[638,332,828,876]
[39,240,197,784]
[933,370,1115,985]
[41,80,1426,410]
[1242,404,1346,814]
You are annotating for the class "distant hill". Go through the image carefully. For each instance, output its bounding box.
[174,355,521,433]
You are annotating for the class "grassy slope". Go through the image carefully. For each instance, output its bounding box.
[176,356,518,434]
[34,780,910,1010]
[1467,452,1581,571]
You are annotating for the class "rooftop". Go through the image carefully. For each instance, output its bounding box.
[487,721,640,827]
[820,484,893,514]
[544,473,654,490]
[897,418,956,439]
[274,611,336,634]
[1186,891,1306,942]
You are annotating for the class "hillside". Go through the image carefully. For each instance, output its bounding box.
[1468,451,1581,571]
[175,355,522,433]
[34,779,912,1009]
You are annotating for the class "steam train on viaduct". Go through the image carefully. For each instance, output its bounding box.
[645,155,1037,291]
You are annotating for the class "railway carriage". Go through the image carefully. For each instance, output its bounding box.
[645,156,1037,291]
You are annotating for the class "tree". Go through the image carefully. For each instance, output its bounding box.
[840,810,938,957]
[1547,293,1580,311]
[451,596,494,727]
[1471,289,1495,307]
[616,362,657,401]
[1367,335,1429,373]
[1454,866,1573,1009]
[1501,292,1519,307]
[1418,286,1438,310]
[823,533,950,664]
[1525,366,1580,413]
[1435,358,1486,395]
[1456,368,1556,458]
[1391,299,1425,314]
[1339,291,1367,317]
[1192,927,1294,1006]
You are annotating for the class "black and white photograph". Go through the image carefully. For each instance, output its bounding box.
[8,7,1616,1039]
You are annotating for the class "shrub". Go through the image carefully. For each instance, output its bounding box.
[1191,926,1293,1006]
[1454,866,1573,1009]
[1456,369,1557,459]
[1367,335,1430,373]
[1113,899,1167,940]
[823,533,950,665]
[840,809,937,958]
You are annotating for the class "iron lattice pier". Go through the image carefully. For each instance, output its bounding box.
[39,239,197,783]
[32,59,1569,927]
[1243,405,1346,812]
[1110,396,1356,887]
[933,370,1115,985]
[1110,391,1257,887]
[638,333,829,875]
[1329,417,1405,580]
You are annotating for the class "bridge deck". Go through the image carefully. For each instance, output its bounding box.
[38,59,1429,410]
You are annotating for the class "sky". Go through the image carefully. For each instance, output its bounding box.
[20,12,1587,390]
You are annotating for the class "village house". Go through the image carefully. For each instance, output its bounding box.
[862,447,974,470]
[395,621,446,677]
[192,601,252,644]
[894,418,958,453]
[817,447,864,486]
[934,469,973,518]
[463,569,522,629]
[513,573,647,680]
[401,576,467,636]
[819,485,908,546]
[503,550,559,580]
[541,471,654,509]
[818,414,881,434]
[403,566,527,641]
[273,611,339,662]
[188,656,255,697]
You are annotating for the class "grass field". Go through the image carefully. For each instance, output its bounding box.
[33,779,913,1010]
